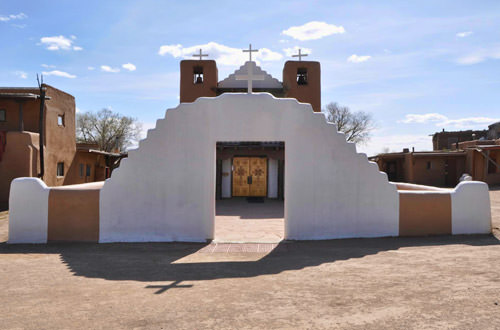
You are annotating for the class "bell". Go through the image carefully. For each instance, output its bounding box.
[195,75,203,84]
[297,74,307,85]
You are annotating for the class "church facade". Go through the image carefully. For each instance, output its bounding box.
[181,59,320,200]
[7,52,492,243]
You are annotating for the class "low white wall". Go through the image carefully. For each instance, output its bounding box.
[451,181,491,234]
[8,178,49,244]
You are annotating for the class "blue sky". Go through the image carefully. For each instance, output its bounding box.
[1,0,500,155]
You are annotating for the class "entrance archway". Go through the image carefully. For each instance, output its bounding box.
[215,141,285,242]
[99,93,398,242]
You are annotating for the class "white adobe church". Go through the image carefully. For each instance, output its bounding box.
[8,46,492,243]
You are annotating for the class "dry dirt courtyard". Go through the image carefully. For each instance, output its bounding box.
[0,190,499,329]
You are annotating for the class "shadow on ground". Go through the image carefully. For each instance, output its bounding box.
[0,235,498,284]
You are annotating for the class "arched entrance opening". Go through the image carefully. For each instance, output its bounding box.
[214,141,285,242]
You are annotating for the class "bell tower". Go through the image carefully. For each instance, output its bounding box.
[180,49,218,103]
[282,51,321,112]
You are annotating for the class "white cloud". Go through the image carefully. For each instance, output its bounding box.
[456,48,500,65]
[400,113,448,124]
[347,54,372,63]
[0,13,27,22]
[40,35,82,51]
[400,113,499,129]
[42,70,77,79]
[283,46,312,58]
[358,134,432,156]
[41,64,56,68]
[101,65,120,73]
[282,21,345,41]
[15,71,27,79]
[158,41,283,66]
[87,66,95,71]
[279,39,289,44]
[456,31,473,38]
[122,63,137,71]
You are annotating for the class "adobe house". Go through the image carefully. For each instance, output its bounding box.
[7,49,492,243]
[0,84,124,210]
[372,134,500,187]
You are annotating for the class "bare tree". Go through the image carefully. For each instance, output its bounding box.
[324,102,374,144]
[76,108,142,152]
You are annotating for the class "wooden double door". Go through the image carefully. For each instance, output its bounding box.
[232,157,267,197]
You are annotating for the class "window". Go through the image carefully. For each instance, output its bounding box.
[426,161,432,170]
[79,164,84,178]
[57,114,65,127]
[57,162,64,177]
[0,109,5,122]
[297,68,308,85]
[193,66,204,84]
[86,164,91,177]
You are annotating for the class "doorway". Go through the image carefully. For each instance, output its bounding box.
[215,142,285,242]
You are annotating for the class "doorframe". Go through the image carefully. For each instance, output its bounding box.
[213,141,287,240]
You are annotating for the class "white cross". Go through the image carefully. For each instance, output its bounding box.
[242,43,259,62]
[292,48,308,61]
[192,49,208,60]
[235,62,264,94]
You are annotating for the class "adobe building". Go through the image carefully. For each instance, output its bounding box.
[373,126,500,187]
[7,53,492,244]
[432,128,488,150]
[0,84,123,210]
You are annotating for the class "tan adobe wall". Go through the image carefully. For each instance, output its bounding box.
[180,60,218,103]
[399,191,452,236]
[47,182,102,242]
[282,61,321,112]
[42,85,77,187]
[66,151,108,185]
[0,132,39,208]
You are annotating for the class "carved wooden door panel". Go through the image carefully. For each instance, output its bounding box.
[232,157,250,196]
[249,157,267,197]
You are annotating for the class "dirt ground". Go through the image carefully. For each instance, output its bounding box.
[0,191,499,329]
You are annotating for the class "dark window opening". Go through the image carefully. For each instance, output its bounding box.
[488,156,497,174]
[426,161,432,170]
[297,68,308,85]
[57,162,64,177]
[79,163,84,177]
[57,114,65,127]
[86,164,91,177]
[193,66,204,84]
[0,109,5,122]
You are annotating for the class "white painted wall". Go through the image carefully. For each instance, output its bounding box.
[8,178,49,244]
[100,93,399,242]
[221,158,232,198]
[268,158,278,198]
[451,181,491,234]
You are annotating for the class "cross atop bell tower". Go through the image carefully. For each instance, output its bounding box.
[292,48,308,61]
[192,49,208,60]
[242,44,259,62]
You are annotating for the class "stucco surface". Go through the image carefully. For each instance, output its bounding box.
[451,181,492,234]
[100,93,399,242]
[8,178,49,243]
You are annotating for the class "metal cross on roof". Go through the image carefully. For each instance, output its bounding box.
[192,49,208,60]
[235,62,265,94]
[242,43,259,62]
[292,48,308,61]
